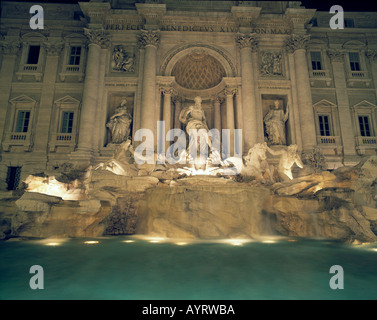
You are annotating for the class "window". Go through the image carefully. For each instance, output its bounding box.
[309,18,318,27]
[318,115,331,136]
[311,51,322,70]
[359,116,371,137]
[15,111,30,133]
[60,111,74,133]
[27,45,40,64]
[68,46,81,66]
[349,52,361,71]
[344,18,355,28]
[6,167,21,191]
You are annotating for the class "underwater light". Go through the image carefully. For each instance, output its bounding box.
[175,242,188,246]
[84,240,99,245]
[46,242,60,246]
[123,240,135,243]
[261,240,276,244]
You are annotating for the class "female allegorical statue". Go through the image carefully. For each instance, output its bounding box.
[263,100,289,145]
[106,98,133,144]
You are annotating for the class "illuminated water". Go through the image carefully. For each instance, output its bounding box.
[0,236,376,300]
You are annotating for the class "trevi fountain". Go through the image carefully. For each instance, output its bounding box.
[1,96,377,245]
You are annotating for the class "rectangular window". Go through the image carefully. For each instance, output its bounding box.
[15,111,30,133]
[27,45,40,65]
[60,111,74,133]
[359,116,371,137]
[68,46,81,66]
[349,52,361,71]
[311,51,322,70]
[344,18,355,28]
[318,115,331,136]
[6,167,21,191]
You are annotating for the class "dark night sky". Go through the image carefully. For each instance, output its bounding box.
[2,0,377,12]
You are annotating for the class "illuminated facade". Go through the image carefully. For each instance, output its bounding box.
[1,0,377,190]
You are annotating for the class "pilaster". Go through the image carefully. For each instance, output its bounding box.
[0,38,21,149]
[71,28,110,164]
[33,40,64,156]
[236,32,259,152]
[327,49,357,162]
[285,34,316,151]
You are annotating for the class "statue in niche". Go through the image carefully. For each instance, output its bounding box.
[264,100,289,145]
[106,98,133,144]
[179,96,212,159]
[260,52,283,76]
[111,46,135,72]
[266,144,304,181]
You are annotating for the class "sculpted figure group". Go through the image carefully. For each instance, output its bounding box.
[242,142,303,183]
[97,96,304,183]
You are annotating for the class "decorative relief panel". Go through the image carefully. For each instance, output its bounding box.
[111,45,136,73]
[260,51,283,76]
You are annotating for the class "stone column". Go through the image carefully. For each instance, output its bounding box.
[327,49,357,161]
[225,87,236,155]
[73,29,109,159]
[237,33,259,152]
[213,97,222,134]
[161,86,173,151]
[138,29,160,152]
[173,96,182,130]
[0,40,20,147]
[33,41,64,154]
[285,34,316,151]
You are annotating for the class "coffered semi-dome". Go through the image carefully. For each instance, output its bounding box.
[171,51,226,90]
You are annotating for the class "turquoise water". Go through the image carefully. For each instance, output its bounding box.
[0,236,376,300]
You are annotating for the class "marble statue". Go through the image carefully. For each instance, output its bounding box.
[242,142,275,183]
[179,96,212,156]
[106,99,133,144]
[266,144,304,181]
[94,138,137,176]
[264,100,289,145]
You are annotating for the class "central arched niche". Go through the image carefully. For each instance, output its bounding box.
[171,50,226,90]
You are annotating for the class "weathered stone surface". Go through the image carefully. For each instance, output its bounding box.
[2,157,377,243]
[136,184,271,239]
[11,200,111,238]
[15,192,62,212]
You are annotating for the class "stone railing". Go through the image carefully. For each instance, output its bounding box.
[2,132,32,151]
[350,71,367,79]
[316,135,339,145]
[356,136,377,146]
[59,65,84,81]
[56,133,73,141]
[49,133,76,152]
[65,66,80,72]
[16,64,43,81]
[310,70,328,78]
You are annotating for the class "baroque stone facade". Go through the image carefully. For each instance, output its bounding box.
[1,0,377,190]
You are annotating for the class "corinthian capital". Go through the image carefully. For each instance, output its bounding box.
[138,29,160,48]
[236,33,258,51]
[84,28,110,48]
[43,41,64,56]
[285,34,310,53]
[327,49,345,62]
[1,41,21,55]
